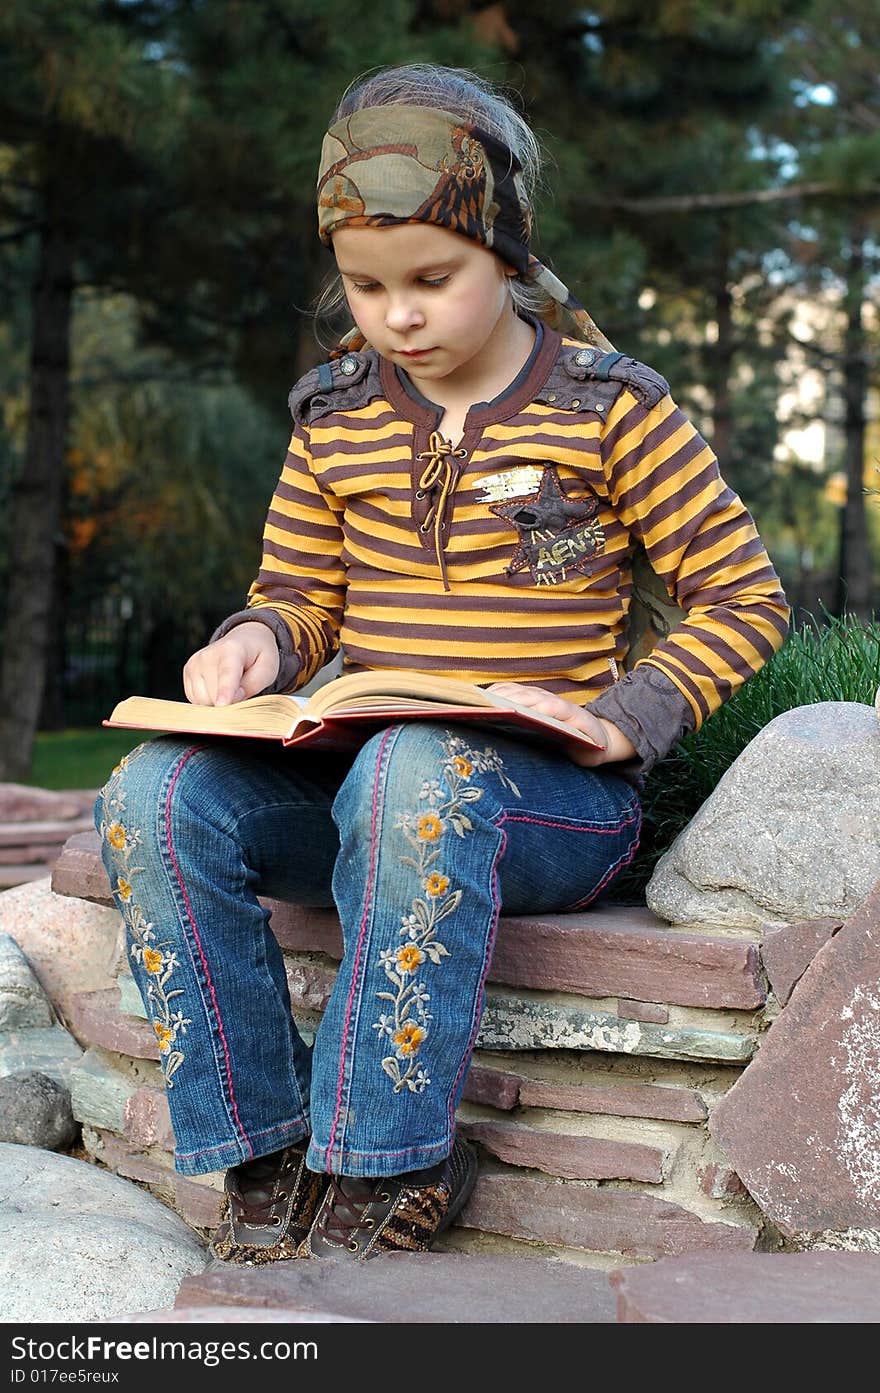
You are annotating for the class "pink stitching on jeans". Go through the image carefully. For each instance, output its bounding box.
[503,810,639,834]
[446,823,508,1135]
[564,802,643,910]
[164,746,253,1161]
[325,725,395,1172]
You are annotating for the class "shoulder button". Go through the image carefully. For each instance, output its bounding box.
[339,355,359,377]
[573,349,595,367]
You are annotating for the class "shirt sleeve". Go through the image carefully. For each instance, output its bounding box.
[598,386,790,732]
[212,422,347,691]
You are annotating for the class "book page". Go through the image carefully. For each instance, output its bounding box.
[106,691,308,738]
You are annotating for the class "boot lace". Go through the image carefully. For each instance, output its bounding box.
[318,1175,391,1250]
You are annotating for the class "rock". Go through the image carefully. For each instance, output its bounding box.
[0,878,121,1016]
[111,1306,364,1323]
[462,1171,758,1257]
[0,933,54,1029]
[177,1252,618,1323]
[761,916,843,1005]
[459,1117,667,1181]
[647,702,880,926]
[0,784,86,823]
[0,1143,207,1322]
[0,1070,78,1149]
[0,1025,83,1085]
[708,878,880,1238]
[610,1252,880,1323]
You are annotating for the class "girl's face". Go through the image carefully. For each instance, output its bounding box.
[332,222,523,396]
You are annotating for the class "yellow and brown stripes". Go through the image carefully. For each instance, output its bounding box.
[601,387,789,724]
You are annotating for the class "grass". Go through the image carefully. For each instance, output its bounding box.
[610,610,880,899]
[28,728,146,790]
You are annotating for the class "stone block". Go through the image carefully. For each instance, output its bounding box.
[460,1118,666,1182]
[699,1163,746,1199]
[114,1307,362,1323]
[0,876,120,1014]
[0,784,88,823]
[761,916,842,1005]
[462,1171,758,1258]
[0,932,54,1029]
[68,1048,139,1133]
[709,878,880,1237]
[0,1025,83,1084]
[515,1075,708,1124]
[55,834,764,1008]
[176,1252,618,1323]
[618,998,669,1023]
[487,907,765,1008]
[51,831,114,906]
[85,1127,224,1230]
[610,1252,880,1323]
[460,1062,521,1110]
[66,987,160,1060]
[123,1085,175,1152]
[477,993,755,1062]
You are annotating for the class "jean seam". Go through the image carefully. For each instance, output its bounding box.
[324,724,400,1171]
[445,813,508,1137]
[158,745,255,1162]
[558,798,643,911]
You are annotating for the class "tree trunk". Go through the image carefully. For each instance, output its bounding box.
[0,214,74,780]
[835,220,873,619]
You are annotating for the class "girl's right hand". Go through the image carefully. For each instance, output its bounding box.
[182,622,281,706]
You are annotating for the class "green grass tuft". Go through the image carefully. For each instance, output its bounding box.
[611,612,880,901]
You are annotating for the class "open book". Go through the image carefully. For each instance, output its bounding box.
[104,670,603,755]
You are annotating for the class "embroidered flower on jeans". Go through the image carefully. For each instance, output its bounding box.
[373,732,519,1095]
[99,745,191,1089]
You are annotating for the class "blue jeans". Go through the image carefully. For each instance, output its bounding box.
[95,723,640,1178]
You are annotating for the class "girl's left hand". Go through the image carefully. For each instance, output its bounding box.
[487,682,637,768]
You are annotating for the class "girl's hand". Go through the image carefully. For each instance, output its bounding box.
[487,682,636,768]
[183,623,281,707]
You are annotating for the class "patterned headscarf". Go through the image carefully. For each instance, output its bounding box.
[317,103,613,355]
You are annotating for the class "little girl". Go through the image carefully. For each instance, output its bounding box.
[97,64,789,1265]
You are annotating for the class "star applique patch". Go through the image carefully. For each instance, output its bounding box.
[490,465,606,586]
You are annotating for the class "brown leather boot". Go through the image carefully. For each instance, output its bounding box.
[297,1137,477,1261]
[210,1141,326,1265]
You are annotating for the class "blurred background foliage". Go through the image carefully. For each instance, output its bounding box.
[0,0,878,784]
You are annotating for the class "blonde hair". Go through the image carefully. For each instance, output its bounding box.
[312,63,557,347]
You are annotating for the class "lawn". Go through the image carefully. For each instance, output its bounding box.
[29,728,150,790]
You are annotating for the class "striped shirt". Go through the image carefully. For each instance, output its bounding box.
[225,328,789,735]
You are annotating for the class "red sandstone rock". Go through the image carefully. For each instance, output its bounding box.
[515,1076,708,1124]
[66,987,160,1060]
[462,1171,758,1257]
[123,1086,176,1151]
[760,915,842,1005]
[176,1253,618,1323]
[617,998,669,1023]
[0,784,86,823]
[461,1064,522,1111]
[709,878,880,1237]
[53,835,765,1010]
[611,1252,880,1323]
[51,831,114,905]
[460,1118,666,1181]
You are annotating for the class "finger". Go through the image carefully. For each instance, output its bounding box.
[213,650,248,706]
[239,646,279,699]
[187,671,213,708]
